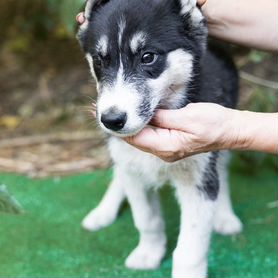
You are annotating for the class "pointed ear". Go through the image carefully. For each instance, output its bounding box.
[84,0,110,19]
[174,0,207,53]
[175,0,204,24]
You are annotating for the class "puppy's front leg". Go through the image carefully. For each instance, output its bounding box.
[172,182,216,278]
[122,172,166,270]
[82,166,126,231]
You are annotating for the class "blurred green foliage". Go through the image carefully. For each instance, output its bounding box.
[248,50,269,64]
[53,0,85,34]
[0,0,84,44]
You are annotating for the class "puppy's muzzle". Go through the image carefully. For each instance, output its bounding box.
[101,108,127,131]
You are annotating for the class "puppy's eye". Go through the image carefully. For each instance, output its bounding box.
[92,55,102,68]
[141,53,157,65]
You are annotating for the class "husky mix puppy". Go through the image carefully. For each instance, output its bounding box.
[77,0,243,277]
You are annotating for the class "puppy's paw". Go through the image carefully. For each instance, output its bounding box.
[172,262,207,278]
[125,243,165,270]
[81,207,117,232]
[213,213,243,235]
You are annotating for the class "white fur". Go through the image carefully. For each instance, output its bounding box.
[130,32,147,54]
[84,0,95,18]
[82,5,241,276]
[86,54,100,92]
[148,49,193,108]
[179,0,204,26]
[80,0,96,31]
[96,35,109,57]
[118,18,126,46]
[110,138,212,277]
[83,139,242,277]
[85,54,97,80]
[97,48,193,135]
[213,152,243,235]
[82,169,126,231]
[97,57,144,136]
[179,0,197,15]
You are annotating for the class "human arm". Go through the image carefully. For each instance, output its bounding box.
[124,103,278,162]
[198,0,278,52]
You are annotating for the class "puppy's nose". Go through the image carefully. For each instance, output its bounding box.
[101,110,127,131]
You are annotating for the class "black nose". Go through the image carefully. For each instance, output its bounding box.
[101,111,127,131]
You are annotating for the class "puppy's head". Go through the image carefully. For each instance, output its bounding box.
[78,0,207,137]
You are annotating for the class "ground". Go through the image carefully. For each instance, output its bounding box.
[0,157,277,278]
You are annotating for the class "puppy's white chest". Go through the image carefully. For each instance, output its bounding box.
[108,138,167,186]
[108,137,209,188]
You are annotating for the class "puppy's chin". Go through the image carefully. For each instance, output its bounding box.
[99,124,146,138]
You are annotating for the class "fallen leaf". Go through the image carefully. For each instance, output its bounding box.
[0,116,21,129]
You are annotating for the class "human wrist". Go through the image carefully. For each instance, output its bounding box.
[229,110,255,151]
[227,110,278,153]
[216,108,247,151]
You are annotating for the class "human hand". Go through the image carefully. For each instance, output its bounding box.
[124,103,239,162]
[197,0,207,7]
[76,12,86,25]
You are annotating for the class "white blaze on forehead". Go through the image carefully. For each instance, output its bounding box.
[130,32,147,54]
[96,35,108,56]
[118,18,126,46]
[97,55,143,134]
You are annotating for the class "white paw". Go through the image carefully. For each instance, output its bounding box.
[213,213,243,235]
[81,207,117,232]
[125,243,165,270]
[172,262,207,278]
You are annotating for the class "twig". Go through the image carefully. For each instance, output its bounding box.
[0,131,104,149]
[240,71,278,90]
[0,158,34,173]
[45,158,109,175]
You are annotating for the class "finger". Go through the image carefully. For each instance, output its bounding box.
[197,0,207,7]
[151,109,188,130]
[76,12,86,25]
[125,128,172,153]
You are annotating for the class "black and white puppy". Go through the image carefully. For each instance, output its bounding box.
[78,0,242,277]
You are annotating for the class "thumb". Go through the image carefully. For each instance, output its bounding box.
[151,108,188,130]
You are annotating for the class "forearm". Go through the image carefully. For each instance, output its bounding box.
[201,0,278,52]
[229,110,278,154]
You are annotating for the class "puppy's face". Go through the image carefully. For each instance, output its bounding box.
[78,0,206,137]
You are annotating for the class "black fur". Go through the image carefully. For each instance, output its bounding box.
[78,0,239,200]
[78,0,238,108]
[78,0,206,84]
[198,152,219,200]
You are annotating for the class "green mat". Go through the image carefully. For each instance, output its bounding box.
[0,160,277,278]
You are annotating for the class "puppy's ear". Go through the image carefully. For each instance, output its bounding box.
[174,0,204,24]
[84,0,110,20]
[174,0,207,53]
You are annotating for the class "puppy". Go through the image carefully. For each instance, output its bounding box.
[78,0,243,277]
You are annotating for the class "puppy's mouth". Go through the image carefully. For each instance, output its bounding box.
[96,107,156,138]
[98,116,154,138]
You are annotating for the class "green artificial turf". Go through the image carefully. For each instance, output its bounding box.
[0,158,277,278]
